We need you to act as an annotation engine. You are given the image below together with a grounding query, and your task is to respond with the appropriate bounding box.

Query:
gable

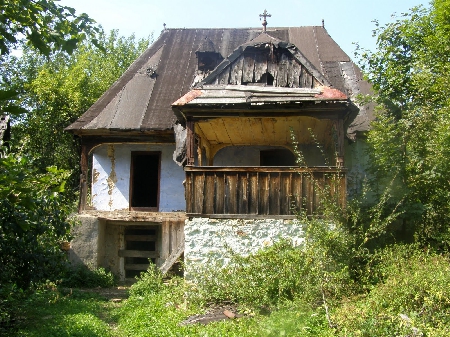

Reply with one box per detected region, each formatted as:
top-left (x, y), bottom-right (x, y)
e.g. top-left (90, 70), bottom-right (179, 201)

top-left (198, 33), bottom-right (331, 89)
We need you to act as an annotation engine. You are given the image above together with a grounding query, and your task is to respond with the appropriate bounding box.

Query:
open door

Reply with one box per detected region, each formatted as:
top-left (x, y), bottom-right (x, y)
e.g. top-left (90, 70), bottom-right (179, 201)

top-left (130, 152), bottom-right (160, 211)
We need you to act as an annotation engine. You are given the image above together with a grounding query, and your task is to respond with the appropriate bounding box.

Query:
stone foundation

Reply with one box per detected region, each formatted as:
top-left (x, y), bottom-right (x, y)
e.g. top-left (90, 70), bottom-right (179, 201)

top-left (184, 218), bottom-right (304, 272)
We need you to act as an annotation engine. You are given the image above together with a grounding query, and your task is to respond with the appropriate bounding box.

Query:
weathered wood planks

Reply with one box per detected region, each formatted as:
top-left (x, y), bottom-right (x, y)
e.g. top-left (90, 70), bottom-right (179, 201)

top-left (185, 167), bottom-right (346, 217)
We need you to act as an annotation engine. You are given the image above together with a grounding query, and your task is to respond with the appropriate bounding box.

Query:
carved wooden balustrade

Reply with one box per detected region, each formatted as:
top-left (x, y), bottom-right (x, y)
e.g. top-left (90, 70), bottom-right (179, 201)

top-left (185, 166), bottom-right (346, 218)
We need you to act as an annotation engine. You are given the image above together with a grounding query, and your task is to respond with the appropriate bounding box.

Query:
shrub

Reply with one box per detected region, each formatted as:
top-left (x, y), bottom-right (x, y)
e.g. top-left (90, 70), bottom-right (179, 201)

top-left (333, 245), bottom-right (450, 336)
top-left (61, 264), bottom-right (115, 288)
top-left (128, 263), bottom-right (165, 298)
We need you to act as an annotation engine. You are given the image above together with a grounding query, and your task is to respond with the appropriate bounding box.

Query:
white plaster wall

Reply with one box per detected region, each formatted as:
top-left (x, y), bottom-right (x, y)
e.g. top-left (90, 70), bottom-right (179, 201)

top-left (91, 143), bottom-right (186, 212)
top-left (184, 218), bottom-right (304, 272)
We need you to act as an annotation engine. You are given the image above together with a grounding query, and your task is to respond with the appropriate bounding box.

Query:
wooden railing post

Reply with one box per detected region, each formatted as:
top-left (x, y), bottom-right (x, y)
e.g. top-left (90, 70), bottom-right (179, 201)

top-left (184, 167), bottom-right (346, 217)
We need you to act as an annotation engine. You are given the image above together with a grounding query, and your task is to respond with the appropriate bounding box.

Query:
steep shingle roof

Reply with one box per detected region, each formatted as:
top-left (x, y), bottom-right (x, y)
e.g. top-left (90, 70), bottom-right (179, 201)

top-left (66, 27), bottom-right (372, 137)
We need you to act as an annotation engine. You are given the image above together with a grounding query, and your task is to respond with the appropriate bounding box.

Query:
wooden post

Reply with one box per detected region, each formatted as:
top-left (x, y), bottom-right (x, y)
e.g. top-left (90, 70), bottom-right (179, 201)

top-left (159, 221), bottom-right (170, 267)
top-left (79, 142), bottom-right (89, 212)
top-left (333, 119), bottom-right (345, 167)
top-left (186, 120), bottom-right (195, 166)
top-left (197, 138), bottom-right (203, 166)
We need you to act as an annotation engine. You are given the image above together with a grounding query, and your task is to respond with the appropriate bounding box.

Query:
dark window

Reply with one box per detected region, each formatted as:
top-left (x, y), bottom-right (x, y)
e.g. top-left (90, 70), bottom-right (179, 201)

top-left (130, 152), bottom-right (160, 210)
top-left (260, 149), bottom-right (296, 166)
top-left (258, 72), bottom-right (274, 86)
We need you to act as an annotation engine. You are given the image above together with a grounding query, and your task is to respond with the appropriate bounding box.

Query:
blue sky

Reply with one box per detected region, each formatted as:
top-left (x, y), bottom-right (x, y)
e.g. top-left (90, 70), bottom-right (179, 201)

top-left (59, 0), bottom-right (430, 59)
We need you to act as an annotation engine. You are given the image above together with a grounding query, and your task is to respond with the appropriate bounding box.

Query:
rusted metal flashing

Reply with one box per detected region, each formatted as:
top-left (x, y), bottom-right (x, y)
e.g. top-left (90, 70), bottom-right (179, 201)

top-left (314, 86), bottom-right (348, 100)
top-left (172, 89), bottom-right (203, 106)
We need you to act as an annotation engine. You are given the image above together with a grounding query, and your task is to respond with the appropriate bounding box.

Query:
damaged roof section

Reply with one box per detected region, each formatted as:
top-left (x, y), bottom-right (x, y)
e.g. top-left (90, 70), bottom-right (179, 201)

top-left (173, 85), bottom-right (357, 121)
top-left (66, 27), bottom-right (373, 137)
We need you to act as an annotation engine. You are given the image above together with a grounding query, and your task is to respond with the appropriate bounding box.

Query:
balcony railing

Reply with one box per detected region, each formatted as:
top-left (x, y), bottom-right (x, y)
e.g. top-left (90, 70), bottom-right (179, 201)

top-left (185, 166), bottom-right (346, 218)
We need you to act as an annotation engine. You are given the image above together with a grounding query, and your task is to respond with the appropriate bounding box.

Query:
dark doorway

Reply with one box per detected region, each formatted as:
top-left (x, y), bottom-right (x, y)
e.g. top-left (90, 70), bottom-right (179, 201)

top-left (123, 226), bottom-right (158, 279)
top-left (260, 149), bottom-right (296, 166)
top-left (130, 152), bottom-right (160, 210)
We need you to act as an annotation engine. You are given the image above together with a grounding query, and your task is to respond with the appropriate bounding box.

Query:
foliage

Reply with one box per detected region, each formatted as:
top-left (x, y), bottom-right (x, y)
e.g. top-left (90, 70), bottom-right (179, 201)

top-left (2, 30), bottom-right (150, 196)
top-left (61, 265), bottom-right (115, 288)
top-left (358, 0), bottom-right (450, 248)
top-left (118, 266), bottom-right (333, 337)
top-left (128, 263), bottom-right (164, 298)
top-left (333, 245), bottom-right (450, 336)
top-left (0, 153), bottom-right (72, 290)
top-left (0, 0), bottom-right (102, 117)
top-left (0, 0), bottom-right (101, 56)
top-left (0, 152), bottom-right (72, 330)
top-left (189, 241), bottom-right (309, 309)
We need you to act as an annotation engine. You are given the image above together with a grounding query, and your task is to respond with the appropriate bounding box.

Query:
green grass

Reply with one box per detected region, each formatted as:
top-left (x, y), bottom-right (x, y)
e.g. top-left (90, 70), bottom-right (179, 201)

top-left (11, 283), bottom-right (333, 337)
top-left (15, 288), bottom-right (116, 337)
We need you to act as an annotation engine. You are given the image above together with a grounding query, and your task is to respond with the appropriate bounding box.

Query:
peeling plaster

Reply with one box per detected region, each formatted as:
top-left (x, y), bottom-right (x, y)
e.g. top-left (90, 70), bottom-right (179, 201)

top-left (106, 145), bottom-right (118, 208)
top-left (93, 169), bottom-right (100, 184)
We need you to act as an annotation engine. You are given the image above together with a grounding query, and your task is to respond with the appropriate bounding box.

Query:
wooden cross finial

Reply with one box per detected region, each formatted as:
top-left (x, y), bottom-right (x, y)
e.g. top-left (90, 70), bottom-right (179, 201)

top-left (259, 9), bottom-right (271, 32)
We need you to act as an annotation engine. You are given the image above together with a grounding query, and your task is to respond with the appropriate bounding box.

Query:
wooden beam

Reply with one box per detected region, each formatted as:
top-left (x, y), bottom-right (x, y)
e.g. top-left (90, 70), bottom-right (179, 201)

top-left (124, 235), bottom-right (157, 242)
top-left (118, 250), bottom-right (158, 258)
top-left (124, 264), bottom-right (150, 270)
top-left (159, 237), bottom-right (184, 275)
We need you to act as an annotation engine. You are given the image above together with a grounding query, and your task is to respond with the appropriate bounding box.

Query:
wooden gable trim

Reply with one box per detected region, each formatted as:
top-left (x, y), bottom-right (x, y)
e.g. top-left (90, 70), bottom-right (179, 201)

top-left (197, 37), bottom-right (331, 88)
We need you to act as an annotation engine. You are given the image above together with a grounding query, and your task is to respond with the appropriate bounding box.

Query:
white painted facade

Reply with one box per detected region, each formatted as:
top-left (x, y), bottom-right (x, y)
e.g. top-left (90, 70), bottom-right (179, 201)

top-left (91, 143), bottom-right (186, 212)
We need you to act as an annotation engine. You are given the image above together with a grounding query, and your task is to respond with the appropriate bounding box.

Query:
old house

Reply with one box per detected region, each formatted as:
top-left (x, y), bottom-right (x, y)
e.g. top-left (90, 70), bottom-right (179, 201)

top-left (66, 16), bottom-right (372, 280)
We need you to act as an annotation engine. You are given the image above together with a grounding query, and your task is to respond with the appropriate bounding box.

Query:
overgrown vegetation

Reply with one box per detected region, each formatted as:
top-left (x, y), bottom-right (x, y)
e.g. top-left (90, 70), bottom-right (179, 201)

top-left (0, 5), bottom-right (149, 331)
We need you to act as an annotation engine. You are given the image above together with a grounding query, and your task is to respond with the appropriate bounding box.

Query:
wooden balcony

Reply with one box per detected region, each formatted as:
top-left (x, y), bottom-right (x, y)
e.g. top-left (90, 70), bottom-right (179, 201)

top-left (185, 166), bottom-right (346, 218)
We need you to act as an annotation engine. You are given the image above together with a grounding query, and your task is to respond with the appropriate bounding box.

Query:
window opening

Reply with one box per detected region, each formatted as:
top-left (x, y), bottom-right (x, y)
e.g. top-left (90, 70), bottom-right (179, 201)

top-left (260, 149), bottom-right (296, 166)
top-left (258, 72), bottom-right (274, 86)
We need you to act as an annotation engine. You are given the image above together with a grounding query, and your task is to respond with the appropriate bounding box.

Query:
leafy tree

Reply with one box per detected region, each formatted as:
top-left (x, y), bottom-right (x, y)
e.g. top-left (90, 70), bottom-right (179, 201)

top-left (359, 0), bottom-right (450, 247)
top-left (3, 30), bottom-right (150, 196)
top-left (0, 0), bottom-right (102, 117)
top-left (0, 154), bottom-right (71, 290)
top-left (0, 0), bottom-right (101, 56)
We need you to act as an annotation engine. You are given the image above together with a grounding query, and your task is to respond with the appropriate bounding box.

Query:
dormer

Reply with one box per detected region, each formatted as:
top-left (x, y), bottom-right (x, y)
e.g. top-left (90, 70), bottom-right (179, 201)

top-left (195, 37), bottom-right (223, 72)
top-left (195, 33), bottom-right (330, 89)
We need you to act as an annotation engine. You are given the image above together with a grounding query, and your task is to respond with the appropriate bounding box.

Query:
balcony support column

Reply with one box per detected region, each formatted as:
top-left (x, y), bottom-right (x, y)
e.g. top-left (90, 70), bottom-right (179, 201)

top-left (186, 119), bottom-right (195, 166)
top-left (333, 119), bottom-right (345, 167)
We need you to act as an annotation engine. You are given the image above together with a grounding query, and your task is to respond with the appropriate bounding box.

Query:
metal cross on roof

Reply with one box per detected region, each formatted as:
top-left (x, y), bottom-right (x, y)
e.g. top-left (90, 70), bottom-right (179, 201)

top-left (259, 9), bottom-right (271, 32)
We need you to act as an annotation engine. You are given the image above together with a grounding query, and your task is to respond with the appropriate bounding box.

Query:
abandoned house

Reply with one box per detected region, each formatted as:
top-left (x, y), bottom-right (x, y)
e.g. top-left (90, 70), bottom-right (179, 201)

top-left (65, 16), bottom-right (373, 280)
